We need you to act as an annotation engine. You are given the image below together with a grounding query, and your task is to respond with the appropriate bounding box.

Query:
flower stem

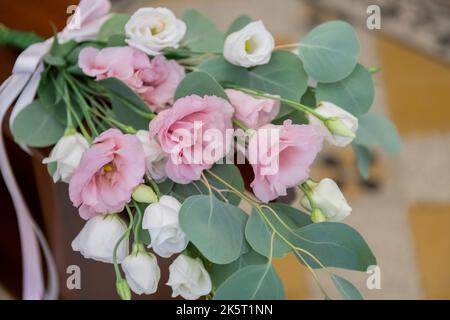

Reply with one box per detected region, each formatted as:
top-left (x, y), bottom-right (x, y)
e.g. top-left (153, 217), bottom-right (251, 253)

top-left (112, 210), bottom-right (133, 281)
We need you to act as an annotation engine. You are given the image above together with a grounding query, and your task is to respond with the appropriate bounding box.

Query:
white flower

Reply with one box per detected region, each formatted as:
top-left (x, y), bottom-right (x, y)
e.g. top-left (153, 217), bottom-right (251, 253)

top-left (42, 133), bottom-right (89, 183)
top-left (71, 214), bottom-right (129, 263)
top-left (167, 255), bottom-right (212, 300)
top-left (301, 178), bottom-right (352, 222)
top-left (142, 195), bottom-right (188, 258)
top-left (223, 20), bottom-right (274, 68)
top-left (122, 247), bottom-right (161, 295)
top-left (125, 7), bottom-right (186, 55)
top-left (308, 102), bottom-right (358, 147)
top-left (136, 130), bottom-right (167, 182)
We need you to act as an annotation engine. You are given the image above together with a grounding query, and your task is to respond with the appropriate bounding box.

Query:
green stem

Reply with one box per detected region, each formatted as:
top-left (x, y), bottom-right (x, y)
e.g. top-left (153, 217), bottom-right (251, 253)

top-left (113, 210), bottom-right (133, 280)
top-left (132, 200), bottom-right (143, 245)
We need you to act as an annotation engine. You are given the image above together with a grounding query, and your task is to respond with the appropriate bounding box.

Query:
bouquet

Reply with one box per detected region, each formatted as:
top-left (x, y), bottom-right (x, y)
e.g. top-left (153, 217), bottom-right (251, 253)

top-left (0, 0), bottom-right (401, 300)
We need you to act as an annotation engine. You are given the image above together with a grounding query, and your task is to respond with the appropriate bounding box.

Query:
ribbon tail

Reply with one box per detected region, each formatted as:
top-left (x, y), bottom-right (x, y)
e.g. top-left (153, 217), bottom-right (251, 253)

top-left (0, 75), bottom-right (59, 299)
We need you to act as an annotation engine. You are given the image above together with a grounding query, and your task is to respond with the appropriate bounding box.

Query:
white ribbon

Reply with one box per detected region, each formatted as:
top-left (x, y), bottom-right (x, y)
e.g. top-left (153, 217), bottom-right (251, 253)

top-left (0, 0), bottom-right (111, 299)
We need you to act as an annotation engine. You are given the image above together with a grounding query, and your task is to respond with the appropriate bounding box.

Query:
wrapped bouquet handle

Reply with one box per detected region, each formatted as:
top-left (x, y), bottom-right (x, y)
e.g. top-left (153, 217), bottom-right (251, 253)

top-left (0, 0), bottom-right (111, 300)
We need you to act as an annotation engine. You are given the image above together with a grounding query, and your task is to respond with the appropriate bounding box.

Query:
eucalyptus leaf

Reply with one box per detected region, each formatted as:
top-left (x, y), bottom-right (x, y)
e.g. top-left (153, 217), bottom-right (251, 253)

top-left (182, 9), bottom-right (224, 53)
top-left (97, 14), bottom-right (129, 41)
top-left (214, 264), bottom-right (285, 300)
top-left (12, 100), bottom-right (65, 147)
top-left (294, 222), bottom-right (377, 271)
top-left (331, 274), bottom-right (363, 300)
top-left (179, 194), bottom-right (246, 264)
top-left (210, 249), bottom-right (267, 287)
top-left (299, 21), bottom-right (360, 83)
top-left (47, 162), bottom-right (57, 177)
top-left (353, 144), bottom-right (372, 179)
top-left (354, 113), bottom-right (402, 154)
top-left (198, 57), bottom-right (249, 85)
top-left (316, 64), bottom-right (374, 116)
top-left (174, 71), bottom-right (228, 100)
top-left (226, 15), bottom-right (252, 35)
top-left (245, 203), bottom-right (311, 258)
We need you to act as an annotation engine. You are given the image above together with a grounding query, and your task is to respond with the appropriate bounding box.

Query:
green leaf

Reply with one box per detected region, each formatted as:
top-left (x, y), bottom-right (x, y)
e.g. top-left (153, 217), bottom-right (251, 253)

top-left (299, 21), bottom-right (360, 83)
top-left (98, 77), bottom-right (151, 130)
top-left (210, 249), bottom-right (267, 287)
top-left (182, 9), bottom-right (224, 53)
top-left (43, 55), bottom-right (66, 67)
top-left (0, 25), bottom-right (43, 50)
top-left (331, 274), bottom-right (363, 300)
top-left (133, 204), bottom-right (151, 246)
top-left (12, 100), bottom-right (65, 147)
top-left (294, 222), bottom-right (376, 271)
top-left (179, 194), bottom-right (246, 264)
top-left (97, 14), bottom-right (129, 41)
top-left (316, 64), bottom-right (374, 116)
top-left (245, 203), bottom-right (311, 258)
top-left (353, 144), bottom-right (372, 179)
top-left (198, 57), bottom-right (249, 85)
top-left (214, 264), bottom-right (285, 300)
top-left (354, 113), bottom-right (402, 154)
top-left (157, 179), bottom-right (174, 195)
top-left (198, 51), bottom-right (308, 104)
top-left (106, 34), bottom-right (126, 47)
top-left (47, 162), bottom-right (57, 177)
top-left (66, 41), bottom-right (103, 66)
top-left (174, 71), bottom-right (228, 100)
top-left (226, 15), bottom-right (252, 35)
top-left (248, 51), bottom-right (308, 102)
top-left (171, 164), bottom-right (244, 206)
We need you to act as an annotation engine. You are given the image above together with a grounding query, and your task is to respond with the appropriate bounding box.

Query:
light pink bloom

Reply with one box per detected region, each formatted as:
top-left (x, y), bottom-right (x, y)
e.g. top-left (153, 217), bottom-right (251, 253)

top-left (149, 95), bottom-right (234, 184)
top-left (248, 120), bottom-right (324, 203)
top-left (225, 89), bottom-right (280, 129)
top-left (69, 129), bottom-right (145, 220)
top-left (78, 47), bottom-right (184, 112)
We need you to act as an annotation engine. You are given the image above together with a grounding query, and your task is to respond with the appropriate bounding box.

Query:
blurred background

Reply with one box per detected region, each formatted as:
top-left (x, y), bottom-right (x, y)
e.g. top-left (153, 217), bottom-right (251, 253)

top-left (0, 0), bottom-right (449, 299)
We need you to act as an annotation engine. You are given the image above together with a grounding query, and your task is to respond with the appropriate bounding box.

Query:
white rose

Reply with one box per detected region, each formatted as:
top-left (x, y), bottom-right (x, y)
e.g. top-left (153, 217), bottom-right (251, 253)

top-left (42, 133), bottom-right (89, 183)
top-left (167, 255), bottom-right (212, 300)
top-left (122, 246), bottom-right (161, 295)
top-left (142, 196), bottom-right (188, 257)
top-left (223, 20), bottom-right (274, 68)
top-left (308, 102), bottom-right (358, 147)
top-left (71, 214), bottom-right (129, 263)
top-left (301, 178), bottom-right (352, 222)
top-left (135, 130), bottom-right (167, 182)
top-left (125, 7), bottom-right (186, 55)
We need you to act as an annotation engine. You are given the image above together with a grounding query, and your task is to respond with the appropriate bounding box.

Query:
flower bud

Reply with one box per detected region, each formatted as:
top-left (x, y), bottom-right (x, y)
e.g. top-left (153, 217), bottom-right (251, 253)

top-left (116, 278), bottom-right (131, 300)
top-left (308, 102), bottom-right (358, 147)
top-left (311, 208), bottom-right (326, 223)
top-left (132, 184), bottom-right (158, 204)
top-left (301, 178), bottom-right (352, 222)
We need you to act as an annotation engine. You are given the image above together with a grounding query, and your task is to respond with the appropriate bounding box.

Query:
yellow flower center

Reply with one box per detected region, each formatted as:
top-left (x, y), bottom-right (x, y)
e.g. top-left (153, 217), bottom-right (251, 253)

top-left (103, 164), bottom-right (114, 172)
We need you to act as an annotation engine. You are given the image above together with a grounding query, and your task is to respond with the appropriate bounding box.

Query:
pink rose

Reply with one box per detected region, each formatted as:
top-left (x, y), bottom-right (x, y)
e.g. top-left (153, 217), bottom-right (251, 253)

top-left (225, 89), bottom-right (280, 129)
top-left (149, 95), bottom-right (234, 184)
top-left (78, 47), bottom-right (184, 112)
top-left (248, 121), bottom-right (324, 203)
top-left (69, 128), bottom-right (145, 220)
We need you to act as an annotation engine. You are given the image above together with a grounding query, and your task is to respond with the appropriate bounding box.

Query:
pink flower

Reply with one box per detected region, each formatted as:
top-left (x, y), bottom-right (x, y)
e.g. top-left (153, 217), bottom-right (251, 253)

top-left (226, 89), bottom-right (280, 129)
top-left (248, 120), bottom-right (324, 203)
top-left (69, 129), bottom-right (145, 220)
top-left (78, 47), bottom-right (184, 112)
top-left (149, 95), bottom-right (234, 184)
top-left (140, 55), bottom-right (185, 112)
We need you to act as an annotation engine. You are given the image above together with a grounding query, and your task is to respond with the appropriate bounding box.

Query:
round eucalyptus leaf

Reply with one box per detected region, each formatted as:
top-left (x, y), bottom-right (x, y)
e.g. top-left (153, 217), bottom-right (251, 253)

top-left (316, 64), bottom-right (374, 116)
top-left (299, 21), bottom-right (360, 83)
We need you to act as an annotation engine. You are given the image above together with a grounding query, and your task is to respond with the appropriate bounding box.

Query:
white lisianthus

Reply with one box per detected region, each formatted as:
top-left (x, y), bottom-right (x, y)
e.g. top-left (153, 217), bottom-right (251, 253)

top-left (142, 195), bottom-right (188, 258)
top-left (223, 20), bottom-right (275, 68)
top-left (125, 7), bottom-right (186, 55)
top-left (308, 102), bottom-right (358, 147)
top-left (71, 214), bottom-right (129, 263)
top-left (167, 255), bottom-right (212, 300)
top-left (301, 178), bottom-right (352, 222)
top-left (135, 130), bottom-right (167, 182)
top-left (42, 132), bottom-right (89, 183)
top-left (122, 245), bottom-right (161, 295)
